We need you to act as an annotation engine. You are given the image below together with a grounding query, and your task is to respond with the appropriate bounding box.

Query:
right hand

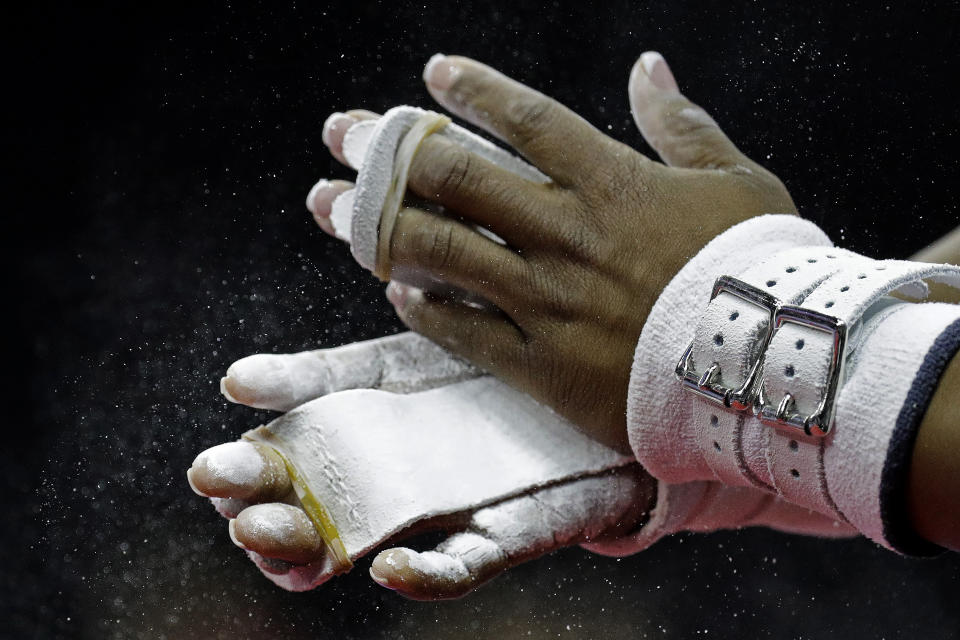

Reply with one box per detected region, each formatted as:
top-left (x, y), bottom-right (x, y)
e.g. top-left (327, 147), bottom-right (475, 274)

top-left (309, 52), bottom-right (797, 452)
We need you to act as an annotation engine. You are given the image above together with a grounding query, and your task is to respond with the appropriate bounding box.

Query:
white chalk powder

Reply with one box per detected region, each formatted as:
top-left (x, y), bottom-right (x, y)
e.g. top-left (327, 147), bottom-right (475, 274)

top-left (195, 441), bottom-right (264, 487)
top-left (222, 332), bottom-right (480, 412)
top-left (244, 376), bottom-right (633, 563)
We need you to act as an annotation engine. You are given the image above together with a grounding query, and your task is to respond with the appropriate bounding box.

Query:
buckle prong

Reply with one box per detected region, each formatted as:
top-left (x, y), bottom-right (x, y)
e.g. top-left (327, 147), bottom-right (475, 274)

top-left (698, 362), bottom-right (721, 389)
top-left (675, 276), bottom-right (781, 412)
top-left (757, 306), bottom-right (847, 437)
top-left (775, 392), bottom-right (795, 421)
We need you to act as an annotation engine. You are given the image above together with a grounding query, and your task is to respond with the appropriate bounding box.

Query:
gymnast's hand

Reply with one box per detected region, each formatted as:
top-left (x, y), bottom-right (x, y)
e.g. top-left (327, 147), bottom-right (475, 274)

top-left (309, 52), bottom-right (797, 452)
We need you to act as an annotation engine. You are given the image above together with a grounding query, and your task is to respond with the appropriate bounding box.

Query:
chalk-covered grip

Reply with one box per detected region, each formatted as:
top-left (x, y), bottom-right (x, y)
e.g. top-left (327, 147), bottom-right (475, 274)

top-left (235, 374), bottom-right (635, 591)
top-left (329, 106), bottom-right (549, 275)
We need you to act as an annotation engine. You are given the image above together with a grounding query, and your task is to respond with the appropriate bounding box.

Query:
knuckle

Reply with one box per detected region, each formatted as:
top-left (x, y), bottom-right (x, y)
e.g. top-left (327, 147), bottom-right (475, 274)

top-left (435, 145), bottom-right (474, 200)
top-left (415, 142), bottom-right (475, 200)
top-left (418, 223), bottom-right (461, 273)
top-left (504, 93), bottom-right (555, 143)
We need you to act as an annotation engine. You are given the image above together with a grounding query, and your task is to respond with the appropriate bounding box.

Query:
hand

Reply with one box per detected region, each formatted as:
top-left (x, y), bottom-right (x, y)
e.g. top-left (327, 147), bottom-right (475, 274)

top-left (192, 335), bottom-right (655, 599)
top-left (308, 52), bottom-right (797, 452)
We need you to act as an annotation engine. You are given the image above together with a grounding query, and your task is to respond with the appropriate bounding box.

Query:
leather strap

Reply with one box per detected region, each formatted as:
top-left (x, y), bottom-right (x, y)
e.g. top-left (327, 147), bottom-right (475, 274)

top-left (690, 246), bottom-right (871, 489)
top-left (688, 252), bottom-right (960, 518)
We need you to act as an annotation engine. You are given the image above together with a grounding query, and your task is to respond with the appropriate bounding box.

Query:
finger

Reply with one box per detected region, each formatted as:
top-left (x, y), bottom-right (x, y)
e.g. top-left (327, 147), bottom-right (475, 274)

top-left (387, 207), bottom-right (532, 309)
top-left (209, 497), bottom-right (251, 519)
top-left (305, 178), bottom-right (354, 236)
top-left (220, 333), bottom-right (480, 412)
top-left (369, 534), bottom-right (507, 600)
top-left (386, 281), bottom-right (526, 376)
top-left (628, 51), bottom-right (756, 172)
top-left (344, 108), bottom-right (380, 121)
top-left (422, 54), bottom-right (614, 186)
top-left (406, 133), bottom-right (567, 247)
top-left (230, 503), bottom-right (326, 565)
top-left (187, 441), bottom-right (292, 502)
top-left (321, 110), bottom-right (379, 166)
top-left (369, 469), bottom-right (652, 600)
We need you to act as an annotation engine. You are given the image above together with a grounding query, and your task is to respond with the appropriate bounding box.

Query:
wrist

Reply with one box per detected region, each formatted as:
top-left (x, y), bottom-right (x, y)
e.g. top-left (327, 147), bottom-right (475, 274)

top-left (624, 214), bottom-right (960, 553)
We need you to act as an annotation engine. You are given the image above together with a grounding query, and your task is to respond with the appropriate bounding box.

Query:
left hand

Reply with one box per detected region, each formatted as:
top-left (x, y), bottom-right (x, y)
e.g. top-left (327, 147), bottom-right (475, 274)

top-left (192, 336), bottom-right (655, 599)
top-left (309, 52), bottom-right (797, 451)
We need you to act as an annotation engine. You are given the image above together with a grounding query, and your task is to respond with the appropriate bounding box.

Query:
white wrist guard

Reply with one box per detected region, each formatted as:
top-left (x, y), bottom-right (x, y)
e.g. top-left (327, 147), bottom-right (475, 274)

top-left (627, 214), bottom-right (960, 554)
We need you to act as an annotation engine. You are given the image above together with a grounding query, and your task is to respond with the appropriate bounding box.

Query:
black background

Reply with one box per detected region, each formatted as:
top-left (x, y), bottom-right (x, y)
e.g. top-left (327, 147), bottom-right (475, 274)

top-left (7, 1), bottom-right (960, 638)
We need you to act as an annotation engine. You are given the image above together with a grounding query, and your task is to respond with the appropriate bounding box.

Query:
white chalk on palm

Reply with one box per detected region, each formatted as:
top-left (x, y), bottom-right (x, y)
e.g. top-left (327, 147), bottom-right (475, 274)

top-left (243, 376), bottom-right (634, 580)
top-left (221, 332), bottom-right (481, 412)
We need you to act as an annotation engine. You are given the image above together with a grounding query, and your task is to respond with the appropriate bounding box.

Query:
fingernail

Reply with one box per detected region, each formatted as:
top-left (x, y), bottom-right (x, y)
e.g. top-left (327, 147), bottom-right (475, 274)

top-left (305, 179), bottom-right (338, 234)
top-left (638, 51), bottom-right (678, 92)
top-left (423, 53), bottom-right (460, 91)
top-left (228, 518), bottom-right (249, 550)
top-left (321, 112), bottom-right (354, 148)
top-left (186, 466), bottom-right (204, 496)
top-left (368, 564), bottom-right (388, 585)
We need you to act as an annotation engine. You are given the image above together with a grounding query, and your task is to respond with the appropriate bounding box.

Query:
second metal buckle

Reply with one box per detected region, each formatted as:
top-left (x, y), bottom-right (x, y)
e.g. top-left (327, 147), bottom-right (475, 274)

top-left (675, 276), bottom-right (780, 412)
top-left (757, 306), bottom-right (847, 437)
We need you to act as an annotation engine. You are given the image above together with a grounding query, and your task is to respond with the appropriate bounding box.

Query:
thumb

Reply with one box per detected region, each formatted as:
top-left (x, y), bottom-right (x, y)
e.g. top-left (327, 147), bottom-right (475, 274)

top-left (628, 51), bottom-right (755, 172)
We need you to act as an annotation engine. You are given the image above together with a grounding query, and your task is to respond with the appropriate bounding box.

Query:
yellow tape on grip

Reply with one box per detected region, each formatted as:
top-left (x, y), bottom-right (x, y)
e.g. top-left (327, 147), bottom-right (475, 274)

top-left (373, 112), bottom-right (453, 281)
top-left (242, 429), bottom-right (353, 572)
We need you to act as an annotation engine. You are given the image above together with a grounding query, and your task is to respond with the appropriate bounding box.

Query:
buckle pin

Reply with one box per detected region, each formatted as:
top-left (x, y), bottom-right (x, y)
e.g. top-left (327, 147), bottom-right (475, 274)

top-left (757, 305), bottom-right (847, 438)
top-left (675, 276), bottom-right (780, 412)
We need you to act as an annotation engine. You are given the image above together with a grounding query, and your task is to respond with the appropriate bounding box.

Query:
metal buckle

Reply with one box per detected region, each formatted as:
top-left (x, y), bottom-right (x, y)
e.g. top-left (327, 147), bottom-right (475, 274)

top-left (757, 306), bottom-right (847, 437)
top-left (675, 276), bottom-right (780, 411)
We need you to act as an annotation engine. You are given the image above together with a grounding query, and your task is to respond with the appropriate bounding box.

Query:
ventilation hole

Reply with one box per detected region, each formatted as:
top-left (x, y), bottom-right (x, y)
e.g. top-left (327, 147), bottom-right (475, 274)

top-left (876, 265), bottom-right (886, 271)
top-left (714, 334), bottom-right (724, 346)
top-left (784, 365), bottom-right (795, 378)
top-left (789, 440), bottom-right (799, 451)
top-left (795, 339), bottom-right (805, 350)
top-left (826, 254), bottom-right (836, 259)
top-left (785, 266), bottom-right (797, 273)
top-left (790, 469), bottom-right (800, 478)
top-left (729, 311), bottom-right (739, 321)
top-left (840, 285), bottom-right (849, 292)
top-left (857, 274), bottom-right (867, 279)
top-left (766, 280), bottom-right (777, 287)
top-left (713, 441), bottom-right (722, 452)
top-left (825, 301), bottom-right (835, 308)
top-left (807, 258), bottom-right (817, 263)
top-left (710, 415), bottom-right (719, 427)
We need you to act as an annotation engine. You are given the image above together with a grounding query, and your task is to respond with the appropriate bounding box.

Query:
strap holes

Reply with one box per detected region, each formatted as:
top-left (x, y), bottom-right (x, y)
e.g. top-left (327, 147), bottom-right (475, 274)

top-left (825, 301), bottom-right (835, 308)
top-left (826, 254), bottom-right (836, 259)
top-left (790, 469), bottom-right (800, 478)
top-left (714, 333), bottom-right (724, 346)
top-left (857, 273), bottom-right (867, 279)
top-left (713, 441), bottom-right (722, 452)
top-left (876, 265), bottom-right (886, 271)
top-left (766, 280), bottom-right (777, 287)
top-left (789, 440), bottom-right (799, 451)
top-left (729, 311), bottom-right (739, 321)
top-left (807, 258), bottom-right (817, 263)
top-left (785, 266), bottom-right (797, 273)
top-left (784, 365), bottom-right (795, 377)
top-left (840, 285), bottom-right (849, 292)
top-left (795, 339), bottom-right (804, 350)
top-left (710, 414), bottom-right (719, 427)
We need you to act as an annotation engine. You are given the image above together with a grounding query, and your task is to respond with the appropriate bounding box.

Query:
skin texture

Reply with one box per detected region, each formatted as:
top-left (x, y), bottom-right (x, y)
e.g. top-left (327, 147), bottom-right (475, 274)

top-left (189, 53), bottom-right (958, 599)
top-left (318, 53), bottom-right (797, 453)
top-left (312, 54), bottom-right (957, 549)
top-left (908, 232), bottom-right (960, 551)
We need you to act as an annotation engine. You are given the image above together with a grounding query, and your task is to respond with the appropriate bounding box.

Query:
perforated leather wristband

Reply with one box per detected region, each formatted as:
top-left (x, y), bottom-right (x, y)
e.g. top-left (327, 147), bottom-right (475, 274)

top-left (628, 214), bottom-right (960, 553)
